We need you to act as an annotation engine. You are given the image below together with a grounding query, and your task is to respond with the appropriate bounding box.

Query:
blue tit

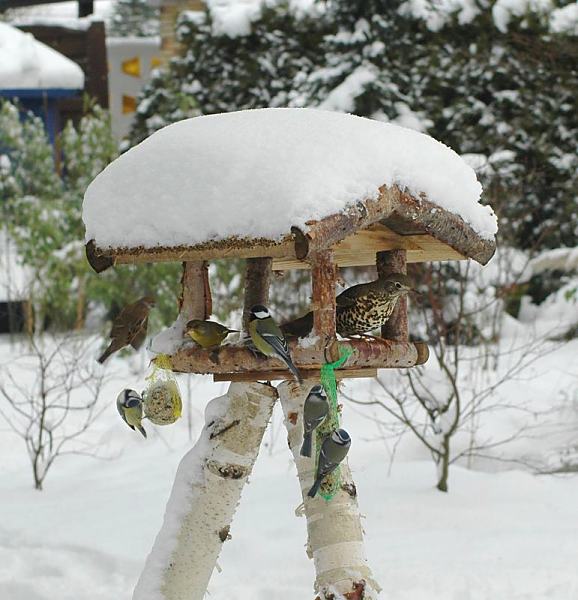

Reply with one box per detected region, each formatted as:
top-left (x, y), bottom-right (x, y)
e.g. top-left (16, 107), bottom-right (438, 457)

top-left (116, 389), bottom-right (147, 438)
top-left (300, 384), bottom-right (329, 457)
top-left (248, 304), bottom-right (302, 382)
top-left (307, 428), bottom-right (351, 498)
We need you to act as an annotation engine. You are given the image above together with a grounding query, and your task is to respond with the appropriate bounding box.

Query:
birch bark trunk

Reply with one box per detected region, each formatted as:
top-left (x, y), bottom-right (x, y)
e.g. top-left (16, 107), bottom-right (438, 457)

top-left (277, 380), bottom-right (381, 600)
top-left (133, 381), bottom-right (277, 600)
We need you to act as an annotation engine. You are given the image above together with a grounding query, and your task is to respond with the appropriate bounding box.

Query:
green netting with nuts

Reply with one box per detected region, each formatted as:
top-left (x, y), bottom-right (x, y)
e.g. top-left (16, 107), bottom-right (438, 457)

top-left (315, 347), bottom-right (353, 501)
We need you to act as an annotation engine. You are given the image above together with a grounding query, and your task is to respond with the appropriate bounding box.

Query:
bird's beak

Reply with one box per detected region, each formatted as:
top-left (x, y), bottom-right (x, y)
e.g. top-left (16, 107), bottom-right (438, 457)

top-left (410, 288), bottom-right (423, 297)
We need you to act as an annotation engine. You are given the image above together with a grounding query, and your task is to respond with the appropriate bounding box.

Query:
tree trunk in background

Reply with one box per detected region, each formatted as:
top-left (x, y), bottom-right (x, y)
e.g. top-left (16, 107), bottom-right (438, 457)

top-left (133, 381), bottom-right (277, 600)
top-left (436, 436), bottom-right (450, 493)
top-left (277, 381), bottom-right (381, 599)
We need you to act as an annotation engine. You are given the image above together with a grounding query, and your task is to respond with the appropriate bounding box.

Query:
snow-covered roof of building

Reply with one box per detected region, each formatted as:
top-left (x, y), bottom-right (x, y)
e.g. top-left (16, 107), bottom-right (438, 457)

top-left (0, 22), bottom-right (85, 90)
top-left (83, 108), bottom-right (498, 269)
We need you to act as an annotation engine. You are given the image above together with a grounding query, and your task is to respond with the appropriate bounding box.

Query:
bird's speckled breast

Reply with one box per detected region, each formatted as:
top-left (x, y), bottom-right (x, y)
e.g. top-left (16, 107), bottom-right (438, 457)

top-left (336, 292), bottom-right (398, 336)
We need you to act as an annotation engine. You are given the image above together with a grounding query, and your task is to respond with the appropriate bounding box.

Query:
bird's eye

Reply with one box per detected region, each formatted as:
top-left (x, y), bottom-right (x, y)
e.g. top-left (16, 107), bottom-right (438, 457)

top-left (395, 282), bottom-right (402, 289)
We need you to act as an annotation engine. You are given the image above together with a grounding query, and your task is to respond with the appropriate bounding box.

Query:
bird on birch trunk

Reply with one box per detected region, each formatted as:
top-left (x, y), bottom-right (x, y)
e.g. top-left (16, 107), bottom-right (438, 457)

top-left (98, 296), bottom-right (155, 363)
top-left (301, 385), bottom-right (329, 457)
top-left (308, 429), bottom-right (351, 498)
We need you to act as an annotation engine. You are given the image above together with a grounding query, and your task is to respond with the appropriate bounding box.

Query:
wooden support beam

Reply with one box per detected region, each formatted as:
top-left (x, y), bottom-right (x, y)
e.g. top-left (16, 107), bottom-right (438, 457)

top-left (278, 381), bottom-right (381, 598)
top-left (242, 257), bottom-right (272, 331)
top-left (309, 250), bottom-right (338, 360)
top-left (376, 249), bottom-right (408, 342)
top-left (213, 368), bottom-right (378, 383)
top-left (133, 381), bottom-right (277, 600)
top-left (179, 261), bottom-right (211, 321)
top-left (167, 338), bottom-right (428, 375)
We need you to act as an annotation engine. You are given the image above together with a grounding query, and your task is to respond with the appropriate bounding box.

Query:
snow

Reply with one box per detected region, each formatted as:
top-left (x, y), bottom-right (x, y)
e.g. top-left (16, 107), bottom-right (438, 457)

top-left (0, 333), bottom-right (577, 599)
top-left (519, 277), bottom-right (578, 337)
top-left (83, 108), bottom-right (497, 250)
top-left (0, 22), bottom-right (84, 90)
top-left (399, 0), bottom-right (481, 30)
top-left (6, 0), bottom-right (114, 30)
top-left (318, 65), bottom-right (378, 113)
top-left (529, 247), bottom-right (578, 276)
top-left (492, 0), bottom-right (552, 33)
top-left (200, 0), bottom-right (322, 38)
top-left (550, 3), bottom-right (578, 34)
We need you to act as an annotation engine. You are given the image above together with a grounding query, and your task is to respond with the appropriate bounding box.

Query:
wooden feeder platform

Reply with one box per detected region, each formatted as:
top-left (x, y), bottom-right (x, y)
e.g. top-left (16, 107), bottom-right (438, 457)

top-left (86, 185), bottom-right (495, 381)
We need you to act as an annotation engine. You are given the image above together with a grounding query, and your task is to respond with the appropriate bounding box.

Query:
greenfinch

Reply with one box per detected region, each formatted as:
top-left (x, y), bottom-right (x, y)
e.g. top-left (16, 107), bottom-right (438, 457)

top-left (184, 319), bottom-right (238, 349)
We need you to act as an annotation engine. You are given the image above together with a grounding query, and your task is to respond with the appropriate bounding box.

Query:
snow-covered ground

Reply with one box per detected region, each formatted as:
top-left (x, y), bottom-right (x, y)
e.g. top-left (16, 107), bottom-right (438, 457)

top-left (0, 334), bottom-right (577, 600)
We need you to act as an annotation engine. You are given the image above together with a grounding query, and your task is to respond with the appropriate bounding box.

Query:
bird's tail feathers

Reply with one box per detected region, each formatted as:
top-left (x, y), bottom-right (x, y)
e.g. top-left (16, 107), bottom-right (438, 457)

top-left (285, 357), bottom-right (302, 383)
top-left (307, 477), bottom-right (322, 498)
top-left (137, 425), bottom-right (147, 439)
top-left (97, 344), bottom-right (114, 364)
top-left (300, 432), bottom-right (313, 457)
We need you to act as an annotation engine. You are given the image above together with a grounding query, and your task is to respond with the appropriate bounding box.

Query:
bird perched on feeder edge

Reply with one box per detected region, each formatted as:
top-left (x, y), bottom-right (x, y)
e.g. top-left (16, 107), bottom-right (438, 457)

top-left (116, 389), bottom-right (147, 438)
top-left (281, 273), bottom-right (414, 338)
top-left (308, 428), bottom-right (351, 498)
top-left (248, 304), bottom-right (302, 382)
top-left (185, 319), bottom-right (239, 349)
top-left (98, 296), bottom-right (156, 363)
top-left (300, 384), bottom-right (329, 457)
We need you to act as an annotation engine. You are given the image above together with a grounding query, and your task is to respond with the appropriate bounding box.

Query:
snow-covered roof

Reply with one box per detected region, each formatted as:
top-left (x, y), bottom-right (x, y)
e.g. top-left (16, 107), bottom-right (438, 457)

top-left (83, 108), bottom-right (497, 261)
top-left (6, 0), bottom-right (114, 30)
top-left (0, 22), bottom-right (84, 90)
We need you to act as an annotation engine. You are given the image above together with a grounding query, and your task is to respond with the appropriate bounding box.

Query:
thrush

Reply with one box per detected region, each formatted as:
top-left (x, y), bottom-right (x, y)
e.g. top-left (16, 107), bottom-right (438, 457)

top-left (98, 296), bottom-right (156, 363)
top-left (184, 319), bottom-right (239, 349)
top-left (281, 273), bottom-right (413, 338)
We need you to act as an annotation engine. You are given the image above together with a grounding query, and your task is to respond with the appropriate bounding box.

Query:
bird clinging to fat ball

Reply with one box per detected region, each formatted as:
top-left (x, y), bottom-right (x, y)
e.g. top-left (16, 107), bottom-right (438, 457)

top-left (300, 385), bottom-right (329, 457)
top-left (98, 296), bottom-right (156, 363)
top-left (116, 389), bottom-right (147, 438)
top-left (281, 273), bottom-right (414, 338)
top-left (184, 319), bottom-right (239, 349)
top-left (308, 428), bottom-right (351, 498)
top-left (248, 304), bottom-right (302, 382)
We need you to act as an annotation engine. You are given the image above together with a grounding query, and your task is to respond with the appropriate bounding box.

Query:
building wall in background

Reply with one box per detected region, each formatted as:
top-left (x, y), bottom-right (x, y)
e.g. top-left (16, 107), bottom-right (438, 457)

top-left (106, 36), bottom-right (161, 140)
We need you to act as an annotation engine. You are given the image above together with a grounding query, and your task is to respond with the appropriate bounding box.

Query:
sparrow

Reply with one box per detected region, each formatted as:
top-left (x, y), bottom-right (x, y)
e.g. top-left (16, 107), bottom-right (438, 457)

top-left (98, 296), bottom-right (155, 363)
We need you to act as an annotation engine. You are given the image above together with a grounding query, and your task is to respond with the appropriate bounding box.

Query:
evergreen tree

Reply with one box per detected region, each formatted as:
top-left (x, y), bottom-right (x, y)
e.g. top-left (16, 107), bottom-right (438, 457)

top-left (133, 0), bottom-right (577, 251)
top-left (130, 1), bottom-right (331, 143)
top-left (0, 100), bottom-right (180, 332)
top-left (298, 1), bottom-right (577, 250)
top-left (109, 0), bottom-right (159, 37)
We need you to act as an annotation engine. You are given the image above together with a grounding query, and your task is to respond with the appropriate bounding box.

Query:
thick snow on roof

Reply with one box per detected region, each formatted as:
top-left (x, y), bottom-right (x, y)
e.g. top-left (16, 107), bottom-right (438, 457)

top-left (83, 108), bottom-right (497, 250)
top-left (0, 22), bottom-right (84, 90)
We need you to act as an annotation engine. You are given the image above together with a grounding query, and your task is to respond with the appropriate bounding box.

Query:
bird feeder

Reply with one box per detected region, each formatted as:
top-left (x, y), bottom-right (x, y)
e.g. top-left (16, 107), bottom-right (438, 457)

top-left (83, 109), bottom-right (497, 600)
top-left (84, 110), bottom-right (496, 381)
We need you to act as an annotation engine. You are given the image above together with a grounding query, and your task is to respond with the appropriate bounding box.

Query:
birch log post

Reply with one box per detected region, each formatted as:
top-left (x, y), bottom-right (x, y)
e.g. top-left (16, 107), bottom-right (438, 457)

top-left (242, 257), bottom-right (272, 330)
top-left (179, 261), bottom-right (212, 322)
top-left (278, 381), bottom-right (381, 599)
top-left (133, 381), bottom-right (278, 600)
top-left (376, 250), bottom-right (408, 342)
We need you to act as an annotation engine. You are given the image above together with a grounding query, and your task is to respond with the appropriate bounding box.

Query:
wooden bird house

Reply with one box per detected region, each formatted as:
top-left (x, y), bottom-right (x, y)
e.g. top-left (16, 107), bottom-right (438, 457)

top-left (83, 109), bottom-right (497, 382)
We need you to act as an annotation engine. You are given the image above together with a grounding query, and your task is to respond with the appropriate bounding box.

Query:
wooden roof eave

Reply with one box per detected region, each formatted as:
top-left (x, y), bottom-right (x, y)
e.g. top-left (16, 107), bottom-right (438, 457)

top-left (85, 185), bottom-right (495, 273)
